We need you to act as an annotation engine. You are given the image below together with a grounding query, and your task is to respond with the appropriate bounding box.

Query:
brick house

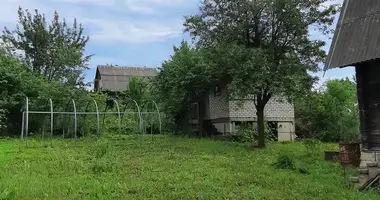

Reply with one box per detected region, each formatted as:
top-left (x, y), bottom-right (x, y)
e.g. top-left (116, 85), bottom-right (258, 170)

top-left (190, 87), bottom-right (296, 142)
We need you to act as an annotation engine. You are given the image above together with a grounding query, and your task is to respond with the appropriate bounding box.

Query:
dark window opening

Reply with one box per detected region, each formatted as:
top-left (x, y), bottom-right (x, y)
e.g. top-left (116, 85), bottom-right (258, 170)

top-left (214, 86), bottom-right (221, 96)
top-left (190, 103), bottom-right (199, 120)
top-left (234, 121), bottom-right (254, 126)
top-left (267, 121), bottom-right (278, 141)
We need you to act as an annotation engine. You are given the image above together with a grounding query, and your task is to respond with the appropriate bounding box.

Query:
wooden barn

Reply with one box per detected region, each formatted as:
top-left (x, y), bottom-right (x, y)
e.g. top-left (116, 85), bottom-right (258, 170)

top-left (325, 0), bottom-right (380, 189)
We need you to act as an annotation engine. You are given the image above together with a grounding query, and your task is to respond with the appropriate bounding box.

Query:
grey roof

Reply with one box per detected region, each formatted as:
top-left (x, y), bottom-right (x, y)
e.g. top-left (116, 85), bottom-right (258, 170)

top-left (95, 65), bottom-right (158, 91)
top-left (97, 65), bottom-right (158, 77)
top-left (324, 0), bottom-right (380, 71)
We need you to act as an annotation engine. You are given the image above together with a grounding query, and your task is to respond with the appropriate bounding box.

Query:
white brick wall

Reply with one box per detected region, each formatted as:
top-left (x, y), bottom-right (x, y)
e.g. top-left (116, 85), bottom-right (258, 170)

top-left (229, 97), bottom-right (294, 121)
top-left (207, 88), bottom-right (294, 122)
top-left (208, 89), bottom-right (230, 120)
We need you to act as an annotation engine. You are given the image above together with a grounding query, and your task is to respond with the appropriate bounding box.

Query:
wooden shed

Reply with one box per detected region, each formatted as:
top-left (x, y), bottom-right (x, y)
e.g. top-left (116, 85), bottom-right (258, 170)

top-left (325, 0), bottom-right (380, 152)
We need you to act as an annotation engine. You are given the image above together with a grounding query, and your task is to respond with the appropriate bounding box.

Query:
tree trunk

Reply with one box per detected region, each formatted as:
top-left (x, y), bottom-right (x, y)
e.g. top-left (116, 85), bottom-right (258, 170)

top-left (256, 105), bottom-right (265, 149)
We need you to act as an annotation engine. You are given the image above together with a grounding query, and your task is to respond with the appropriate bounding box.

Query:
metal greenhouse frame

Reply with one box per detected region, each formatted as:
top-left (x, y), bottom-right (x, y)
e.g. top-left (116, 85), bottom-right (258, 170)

top-left (21, 97), bottom-right (161, 147)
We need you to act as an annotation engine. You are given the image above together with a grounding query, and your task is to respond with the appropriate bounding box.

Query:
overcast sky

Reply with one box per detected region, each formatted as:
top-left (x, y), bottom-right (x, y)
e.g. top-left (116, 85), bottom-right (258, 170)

top-left (0, 0), bottom-right (353, 87)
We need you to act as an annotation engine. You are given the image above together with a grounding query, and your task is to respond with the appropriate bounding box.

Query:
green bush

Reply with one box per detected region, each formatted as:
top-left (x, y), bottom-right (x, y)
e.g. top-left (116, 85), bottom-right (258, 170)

top-left (295, 78), bottom-right (359, 142)
top-left (274, 154), bottom-right (295, 170)
top-left (0, 109), bottom-right (7, 135)
top-left (230, 122), bottom-right (275, 144)
top-left (231, 123), bottom-right (256, 143)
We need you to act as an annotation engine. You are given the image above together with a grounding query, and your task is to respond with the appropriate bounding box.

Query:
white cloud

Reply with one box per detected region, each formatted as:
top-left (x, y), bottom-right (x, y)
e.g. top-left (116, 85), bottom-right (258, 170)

top-left (55, 0), bottom-right (114, 4)
top-left (82, 18), bottom-right (182, 43)
top-left (0, 0), bottom-right (188, 44)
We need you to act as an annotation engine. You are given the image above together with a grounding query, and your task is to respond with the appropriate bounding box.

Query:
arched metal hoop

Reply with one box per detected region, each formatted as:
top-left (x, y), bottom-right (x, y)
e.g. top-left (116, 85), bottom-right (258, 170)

top-left (82, 99), bottom-right (100, 136)
top-left (120, 99), bottom-right (142, 134)
top-left (21, 97), bottom-right (29, 147)
top-left (21, 97), bottom-right (54, 147)
top-left (20, 96), bottom-right (159, 148)
top-left (63, 99), bottom-right (77, 140)
top-left (101, 99), bottom-right (122, 133)
top-left (48, 98), bottom-right (53, 147)
top-left (140, 100), bottom-right (162, 134)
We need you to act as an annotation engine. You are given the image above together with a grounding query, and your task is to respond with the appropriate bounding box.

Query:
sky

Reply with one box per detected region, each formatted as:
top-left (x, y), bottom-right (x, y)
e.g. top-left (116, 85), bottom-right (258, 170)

top-left (0, 0), bottom-right (353, 88)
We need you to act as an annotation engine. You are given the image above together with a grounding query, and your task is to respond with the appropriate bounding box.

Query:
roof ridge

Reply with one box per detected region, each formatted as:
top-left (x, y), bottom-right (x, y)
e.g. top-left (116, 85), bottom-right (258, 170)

top-left (97, 65), bottom-right (157, 70)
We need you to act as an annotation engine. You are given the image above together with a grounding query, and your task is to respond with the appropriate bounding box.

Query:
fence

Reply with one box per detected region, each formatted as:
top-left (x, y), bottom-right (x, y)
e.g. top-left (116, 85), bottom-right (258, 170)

top-left (21, 97), bottom-right (161, 147)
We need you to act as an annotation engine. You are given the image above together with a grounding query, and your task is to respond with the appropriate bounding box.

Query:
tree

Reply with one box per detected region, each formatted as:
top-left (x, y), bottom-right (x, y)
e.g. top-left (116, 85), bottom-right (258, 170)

top-left (2, 7), bottom-right (92, 87)
top-left (154, 41), bottom-right (211, 135)
top-left (126, 76), bottom-right (150, 105)
top-left (184, 0), bottom-right (338, 148)
top-left (295, 78), bottom-right (359, 142)
top-left (0, 45), bottom-right (88, 136)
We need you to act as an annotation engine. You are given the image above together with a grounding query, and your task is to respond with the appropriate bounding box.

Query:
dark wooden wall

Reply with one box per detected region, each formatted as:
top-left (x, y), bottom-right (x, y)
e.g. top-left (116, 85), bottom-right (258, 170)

top-left (356, 60), bottom-right (380, 152)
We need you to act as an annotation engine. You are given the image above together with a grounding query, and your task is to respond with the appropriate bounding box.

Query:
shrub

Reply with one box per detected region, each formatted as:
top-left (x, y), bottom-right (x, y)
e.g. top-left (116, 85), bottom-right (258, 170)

top-left (230, 122), bottom-right (274, 144)
top-left (231, 123), bottom-right (256, 143)
top-left (274, 154), bottom-right (295, 170)
top-left (0, 109), bottom-right (7, 135)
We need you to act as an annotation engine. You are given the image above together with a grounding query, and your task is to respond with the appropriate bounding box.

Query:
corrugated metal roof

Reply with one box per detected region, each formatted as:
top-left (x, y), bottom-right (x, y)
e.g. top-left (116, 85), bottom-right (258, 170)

top-left (97, 65), bottom-right (158, 77)
top-left (95, 65), bottom-right (157, 91)
top-left (324, 0), bottom-right (380, 71)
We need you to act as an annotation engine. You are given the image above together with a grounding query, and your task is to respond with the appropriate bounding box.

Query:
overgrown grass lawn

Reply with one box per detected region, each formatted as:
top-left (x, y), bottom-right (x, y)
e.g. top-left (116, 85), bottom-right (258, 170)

top-left (0, 135), bottom-right (378, 199)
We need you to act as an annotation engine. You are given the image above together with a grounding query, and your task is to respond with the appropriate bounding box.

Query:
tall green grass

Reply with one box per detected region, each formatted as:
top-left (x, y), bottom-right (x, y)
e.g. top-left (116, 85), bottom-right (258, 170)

top-left (0, 135), bottom-right (377, 199)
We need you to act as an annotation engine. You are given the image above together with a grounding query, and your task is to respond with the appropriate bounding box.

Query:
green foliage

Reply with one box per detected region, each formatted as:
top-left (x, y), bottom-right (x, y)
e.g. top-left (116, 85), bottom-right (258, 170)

top-left (154, 41), bottom-right (211, 128)
top-left (0, 47), bottom-right (95, 136)
top-left (2, 7), bottom-right (92, 86)
top-left (295, 78), bottom-right (359, 142)
top-left (125, 76), bottom-right (151, 105)
top-left (303, 139), bottom-right (321, 156)
top-left (274, 154), bottom-right (295, 170)
top-left (183, 0), bottom-right (339, 148)
top-left (230, 122), bottom-right (274, 144)
top-left (231, 123), bottom-right (257, 143)
top-left (0, 110), bottom-right (6, 134)
top-left (0, 136), bottom-right (377, 199)
top-left (0, 7), bottom-right (95, 135)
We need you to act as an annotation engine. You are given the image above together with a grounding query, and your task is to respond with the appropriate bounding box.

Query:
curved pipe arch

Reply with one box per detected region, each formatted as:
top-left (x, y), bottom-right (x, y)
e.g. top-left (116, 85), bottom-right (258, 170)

top-left (113, 99), bottom-right (121, 133)
top-left (22, 97), bottom-right (54, 147)
top-left (101, 99), bottom-right (122, 133)
top-left (23, 97), bottom-right (29, 147)
top-left (120, 99), bottom-right (142, 134)
top-left (150, 100), bottom-right (162, 134)
top-left (48, 98), bottom-right (53, 147)
top-left (82, 99), bottom-right (100, 136)
top-left (63, 99), bottom-right (77, 140)
top-left (140, 100), bottom-right (162, 134)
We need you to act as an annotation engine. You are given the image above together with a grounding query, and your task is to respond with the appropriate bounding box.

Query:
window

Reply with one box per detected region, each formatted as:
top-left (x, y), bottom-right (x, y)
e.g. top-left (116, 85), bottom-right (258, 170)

top-left (190, 103), bottom-right (199, 120)
top-left (214, 86), bottom-right (221, 96)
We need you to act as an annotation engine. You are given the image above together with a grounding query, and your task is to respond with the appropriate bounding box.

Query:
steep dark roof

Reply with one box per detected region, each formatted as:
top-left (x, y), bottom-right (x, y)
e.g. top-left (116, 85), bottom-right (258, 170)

top-left (95, 65), bottom-right (158, 91)
top-left (324, 0), bottom-right (380, 71)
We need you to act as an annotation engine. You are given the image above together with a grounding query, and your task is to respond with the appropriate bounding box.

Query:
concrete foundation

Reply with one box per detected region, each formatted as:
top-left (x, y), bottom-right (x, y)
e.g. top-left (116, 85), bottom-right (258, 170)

top-left (359, 152), bottom-right (380, 168)
top-left (352, 151), bottom-right (380, 190)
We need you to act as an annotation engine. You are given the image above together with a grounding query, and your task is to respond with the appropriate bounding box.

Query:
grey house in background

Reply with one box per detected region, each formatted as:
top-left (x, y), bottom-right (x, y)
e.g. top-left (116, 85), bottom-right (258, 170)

top-left (94, 65), bottom-right (158, 92)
